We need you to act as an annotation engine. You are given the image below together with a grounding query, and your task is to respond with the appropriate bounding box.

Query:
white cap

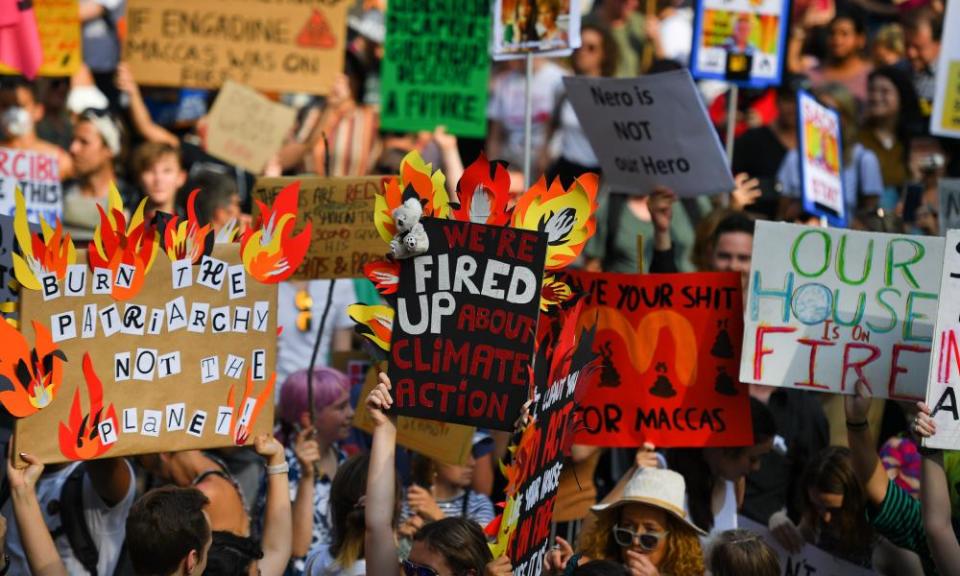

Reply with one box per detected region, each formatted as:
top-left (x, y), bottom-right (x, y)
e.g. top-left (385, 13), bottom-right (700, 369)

top-left (591, 468), bottom-right (707, 536)
top-left (66, 85), bottom-right (109, 115)
top-left (348, 10), bottom-right (385, 44)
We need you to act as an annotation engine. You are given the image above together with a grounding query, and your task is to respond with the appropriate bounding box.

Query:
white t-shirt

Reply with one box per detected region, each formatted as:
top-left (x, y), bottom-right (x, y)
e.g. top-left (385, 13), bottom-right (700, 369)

top-left (558, 98), bottom-right (598, 167)
top-left (685, 479), bottom-right (738, 545)
top-left (487, 62), bottom-right (566, 168)
top-left (3, 460), bottom-right (136, 576)
top-left (659, 8), bottom-right (693, 65)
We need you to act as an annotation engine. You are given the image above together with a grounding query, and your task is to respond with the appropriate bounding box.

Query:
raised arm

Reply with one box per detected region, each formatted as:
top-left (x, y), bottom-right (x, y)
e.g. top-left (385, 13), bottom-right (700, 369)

top-left (8, 452), bottom-right (67, 576)
top-left (115, 63), bottom-right (180, 147)
top-left (916, 403), bottom-right (960, 576)
top-left (254, 434), bottom-right (293, 576)
top-left (365, 372), bottom-right (400, 576)
top-left (290, 416), bottom-right (320, 558)
top-left (843, 381), bottom-right (889, 506)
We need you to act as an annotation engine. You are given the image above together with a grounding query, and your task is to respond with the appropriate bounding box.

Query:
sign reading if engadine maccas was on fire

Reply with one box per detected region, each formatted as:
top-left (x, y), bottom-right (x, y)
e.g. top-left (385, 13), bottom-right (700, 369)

top-left (387, 218), bottom-right (547, 431)
top-left (563, 70), bottom-right (734, 197)
top-left (740, 222), bottom-right (943, 401)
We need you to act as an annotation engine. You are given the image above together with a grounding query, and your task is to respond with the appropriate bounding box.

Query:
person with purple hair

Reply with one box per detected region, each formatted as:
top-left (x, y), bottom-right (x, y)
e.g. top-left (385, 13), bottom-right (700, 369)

top-left (253, 366), bottom-right (355, 575)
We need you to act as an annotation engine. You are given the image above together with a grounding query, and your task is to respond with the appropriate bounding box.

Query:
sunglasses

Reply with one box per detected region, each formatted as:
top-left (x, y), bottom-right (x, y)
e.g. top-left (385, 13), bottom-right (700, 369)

top-left (295, 289), bottom-right (313, 333)
top-left (402, 559), bottom-right (440, 576)
top-left (613, 524), bottom-right (669, 551)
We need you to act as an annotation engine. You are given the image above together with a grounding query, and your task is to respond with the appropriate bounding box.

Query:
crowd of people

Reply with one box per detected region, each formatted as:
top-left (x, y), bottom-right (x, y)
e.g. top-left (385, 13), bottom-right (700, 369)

top-left (0, 0), bottom-right (959, 574)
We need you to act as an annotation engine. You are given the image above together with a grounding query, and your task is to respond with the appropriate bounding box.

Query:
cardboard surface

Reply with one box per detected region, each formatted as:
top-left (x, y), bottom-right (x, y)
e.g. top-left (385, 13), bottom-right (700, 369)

top-left (205, 82), bottom-right (297, 174)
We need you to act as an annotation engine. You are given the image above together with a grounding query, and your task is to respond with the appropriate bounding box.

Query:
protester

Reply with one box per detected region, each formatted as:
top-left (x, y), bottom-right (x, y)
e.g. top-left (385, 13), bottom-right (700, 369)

top-left (902, 6), bottom-right (942, 117)
top-left (0, 77), bottom-right (74, 178)
top-left (805, 13), bottom-right (874, 103)
top-left (915, 403), bottom-right (960, 576)
top-left (707, 529), bottom-right (779, 576)
top-left (401, 451), bottom-right (496, 529)
top-left (126, 486), bottom-right (213, 576)
top-left (5, 450), bottom-right (67, 576)
top-left (131, 141), bottom-right (187, 222)
top-left (182, 170), bottom-right (241, 233)
top-left (591, 0), bottom-right (649, 78)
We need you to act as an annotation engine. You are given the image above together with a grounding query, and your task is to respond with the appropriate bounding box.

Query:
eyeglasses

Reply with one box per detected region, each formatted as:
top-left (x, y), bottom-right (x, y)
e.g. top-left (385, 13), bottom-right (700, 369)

top-left (613, 524), bottom-right (669, 551)
top-left (295, 289), bottom-right (313, 333)
top-left (401, 559), bottom-right (440, 576)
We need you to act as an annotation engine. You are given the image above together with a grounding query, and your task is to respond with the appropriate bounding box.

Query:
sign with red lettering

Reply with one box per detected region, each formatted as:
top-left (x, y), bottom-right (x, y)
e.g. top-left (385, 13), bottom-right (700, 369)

top-left (0, 148), bottom-right (62, 224)
top-left (741, 222), bottom-right (943, 401)
top-left (564, 270), bottom-right (752, 447)
top-left (799, 90), bottom-right (845, 226)
top-left (387, 218), bottom-right (547, 430)
top-left (924, 229), bottom-right (960, 449)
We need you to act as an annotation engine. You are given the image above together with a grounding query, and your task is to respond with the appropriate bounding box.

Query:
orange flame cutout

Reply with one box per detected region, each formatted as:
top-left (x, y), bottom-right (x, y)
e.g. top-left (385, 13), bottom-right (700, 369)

top-left (375, 151), bottom-right (450, 243)
top-left (364, 259), bottom-right (399, 296)
top-left (58, 353), bottom-right (117, 461)
top-left (226, 368), bottom-right (276, 445)
top-left (12, 188), bottom-right (76, 290)
top-left (0, 320), bottom-right (67, 417)
top-left (89, 186), bottom-right (159, 301)
top-left (451, 154), bottom-right (512, 226)
top-left (511, 174), bottom-right (599, 270)
top-left (540, 275), bottom-right (572, 311)
top-left (347, 304), bottom-right (393, 352)
top-left (241, 181), bottom-right (312, 283)
top-left (164, 189), bottom-right (212, 263)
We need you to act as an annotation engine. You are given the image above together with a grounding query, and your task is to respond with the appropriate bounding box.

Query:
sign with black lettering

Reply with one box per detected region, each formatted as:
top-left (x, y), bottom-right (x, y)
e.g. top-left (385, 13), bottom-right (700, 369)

top-left (380, 0), bottom-right (490, 137)
top-left (738, 516), bottom-right (876, 576)
top-left (939, 179), bottom-right (960, 235)
top-left (563, 71), bottom-right (734, 197)
top-left (924, 229), bottom-right (960, 449)
top-left (0, 148), bottom-right (62, 224)
top-left (387, 218), bottom-right (547, 431)
top-left (563, 270), bottom-right (753, 447)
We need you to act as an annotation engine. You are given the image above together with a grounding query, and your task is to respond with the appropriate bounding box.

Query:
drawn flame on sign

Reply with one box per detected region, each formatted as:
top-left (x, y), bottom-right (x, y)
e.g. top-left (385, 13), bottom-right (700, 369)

top-left (347, 304), bottom-right (393, 352)
top-left (58, 353), bottom-right (117, 461)
top-left (88, 185), bottom-right (159, 301)
top-left (375, 151), bottom-right (450, 243)
top-left (241, 181), bottom-right (312, 283)
top-left (226, 368), bottom-right (276, 445)
top-left (511, 174), bottom-right (598, 270)
top-left (164, 189), bottom-right (212, 263)
top-left (451, 154), bottom-right (512, 226)
top-left (12, 188), bottom-right (76, 290)
top-left (0, 320), bottom-right (66, 417)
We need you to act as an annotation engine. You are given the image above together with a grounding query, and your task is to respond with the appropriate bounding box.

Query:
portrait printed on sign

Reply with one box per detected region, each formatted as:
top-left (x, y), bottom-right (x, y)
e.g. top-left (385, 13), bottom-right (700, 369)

top-left (493, 0), bottom-right (581, 59)
top-left (798, 90), bottom-right (845, 226)
top-left (691, 0), bottom-right (788, 87)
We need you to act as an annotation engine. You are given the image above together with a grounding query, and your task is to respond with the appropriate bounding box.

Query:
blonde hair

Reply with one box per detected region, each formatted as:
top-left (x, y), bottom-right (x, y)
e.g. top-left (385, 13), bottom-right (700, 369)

top-left (874, 24), bottom-right (905, 57)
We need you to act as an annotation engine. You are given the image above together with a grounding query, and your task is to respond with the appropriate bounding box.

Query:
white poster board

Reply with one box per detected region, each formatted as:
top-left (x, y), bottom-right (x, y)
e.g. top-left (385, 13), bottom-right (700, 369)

top-left (740, 222), bottom-right (943, 401)
top-left (738, 516), bottom-right (877, 576)
top-left (939, 179), bottom-right (960, 235)
top-left (798, 91), bottom-right (845, 226)
top-left (0, 148), bottom-right (62, 224)
top-left (563, 71), bottom-right (735, 197)
top-left (924, 229), bottom-right (960, 449)
top-left (930, 0), bottom-right (959, 138)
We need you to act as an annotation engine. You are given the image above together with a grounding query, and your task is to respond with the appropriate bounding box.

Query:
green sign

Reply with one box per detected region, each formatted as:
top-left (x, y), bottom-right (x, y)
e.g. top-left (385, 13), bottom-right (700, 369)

top-left (380, 0), bottom-right (490, 138)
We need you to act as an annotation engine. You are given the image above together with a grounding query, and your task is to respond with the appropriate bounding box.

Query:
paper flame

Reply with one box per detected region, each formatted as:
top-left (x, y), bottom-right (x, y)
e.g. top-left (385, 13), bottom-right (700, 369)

top-left (12, 188), bottom-right (76, 290)
top-left (539, 275), bottom-right (573, 311)
top-left (347, 304), bottom-right (393, 352)
top-left (89, 185), bottom-right (159, 301)
top-left (364, 259), bottom-right (400, 296)
top-left (375, 151), bottom-right (450, 243)
top-left (226, 368), bottom-right (276, 445)
top-left (58, 353), bottom-right (117, 461)
top-left (0, 320), bottom-right (67, 417)
top-left (511, 174), bottom-right (598, 270)
top-left (241, 181), bottom-right (312, 283)
top-left (452, 154), bottom-right (512, 226)
top-left (164, 189), bottom-right (213, 263)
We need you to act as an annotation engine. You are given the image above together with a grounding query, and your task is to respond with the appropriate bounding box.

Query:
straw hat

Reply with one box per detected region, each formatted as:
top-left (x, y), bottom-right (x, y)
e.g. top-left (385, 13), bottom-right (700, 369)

top-left (591, 468), bottom-right (707, 536)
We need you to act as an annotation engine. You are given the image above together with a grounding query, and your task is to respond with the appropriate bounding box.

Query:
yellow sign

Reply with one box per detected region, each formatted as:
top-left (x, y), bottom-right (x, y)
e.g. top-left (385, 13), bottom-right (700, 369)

top-left (941, 61), bottom-right (960, 133)
top-left (0, 0), bottom-right (81, 77)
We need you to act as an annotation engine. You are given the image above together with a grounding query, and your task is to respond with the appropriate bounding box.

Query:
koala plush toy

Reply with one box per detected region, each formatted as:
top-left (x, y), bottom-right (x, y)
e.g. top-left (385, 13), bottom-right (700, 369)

top-left (390, 197), bottom-right (430, 259)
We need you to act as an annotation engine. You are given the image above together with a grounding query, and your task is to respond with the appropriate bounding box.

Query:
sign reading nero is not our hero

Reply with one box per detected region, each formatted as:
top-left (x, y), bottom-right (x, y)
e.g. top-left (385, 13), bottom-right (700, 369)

top-left (740, 222), bottom-right (943, 401)
top-left (563, 271), bottom-right (752, 448)
top-left (252, 176), bottom-right (383, 279)
top-left (0, 0), bottom-right (81, 77)
top-left (924, 230), bottom-right (960, 450)
top-left (799, 91), bottom-right (846, 226)
top-left (939, 179), bottom-right (960, 235)
top-left (14, 245), bottom-right (279, 464)
top-left (124, 0), bottom-right (349, 95)
top-left (387, 218), bottom-right (547, 431)
top-left (380, 0), bottom-right (490, 138)
top-left (0, 148), bottom-right (62, 224)
top-left (564, 71), bottom-right (735, 197)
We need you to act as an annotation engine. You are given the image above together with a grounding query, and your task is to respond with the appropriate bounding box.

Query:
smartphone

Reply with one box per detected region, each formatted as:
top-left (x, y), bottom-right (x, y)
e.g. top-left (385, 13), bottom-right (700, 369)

top-left (903, 183), bottom-right (924, 223)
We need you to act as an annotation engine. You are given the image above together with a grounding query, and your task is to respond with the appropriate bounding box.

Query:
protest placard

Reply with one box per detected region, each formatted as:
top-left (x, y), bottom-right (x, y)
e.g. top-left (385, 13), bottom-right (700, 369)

top-left (252, 176), bottom-right (383, 279)
top-left (380, 0), bottom-right (490, 137)
top-left (924, 229), bottom-right (960, 449)
top-left (353, 367), bottom-right (476, 465)
top-left (939, 179), bottom-right (960, 235)
top-left (798, 90), bottom-right (845, 226)
top-left (738, 516), bottom-right (877, 576)
top-left (492, 0), bottom-right (581, 60)
top-left (564, 71), bottom-right (735, 197)
top-left (0, 0), bottom-right (81, 77)
top-left (0, 148), bottom-right (62, 224)
top-left (0, 215), bottom-right (39, 320)
top-left (740, 222), bottom-right (943, 401)
top-left (330, 351), bottom-right (373, 390)
top-left (386, 217), bottom-right (547, 431)
top-left (205, 82), bottom-right (297, 174)
top-left (690, 0), bottom-right (788, 88)
top-left (563, 270), bottom-right (752, 448)
top-left (931, 0), bottom-right (959, 138)
top-left (124, 0), bottom-right (349, 95)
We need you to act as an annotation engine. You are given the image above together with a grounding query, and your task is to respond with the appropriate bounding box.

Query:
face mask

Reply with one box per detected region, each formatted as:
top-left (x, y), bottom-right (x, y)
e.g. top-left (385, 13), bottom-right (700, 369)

top-left (0, 106), bottom-right (32, 138)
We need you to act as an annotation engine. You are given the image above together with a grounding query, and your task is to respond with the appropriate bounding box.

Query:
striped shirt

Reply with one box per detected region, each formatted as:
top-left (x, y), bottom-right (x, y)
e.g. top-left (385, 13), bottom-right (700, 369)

top-left (401, 489), bottom-right (495, 528)
top-left (868, 479), bottom-right (937, 575)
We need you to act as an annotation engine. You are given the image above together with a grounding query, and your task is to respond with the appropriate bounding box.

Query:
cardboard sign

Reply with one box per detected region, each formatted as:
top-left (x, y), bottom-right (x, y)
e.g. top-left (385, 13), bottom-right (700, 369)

top-left (798, 91), bottom-right (845, 226)
top-left (386, 218), bottom-right (547, 431)
top-left (124, 0), bottom-right (350, 95)
top-left (741, 222), bottom-right (943, 401)
top-left (252, 176), bottom-right (383, 279)
top-left (0, 0), bottom-right (81, 77)
top-left (564, 71), bottom-right (735, 197)
top-left (492, 0), bottom-right (581, 60)
top-left (13, 245), bottom-right (279, 463)
top-left (0, 148), bottom-right (62, 224)
top-left (205, 82), bottom-right (297, 174)
top-left (330, 351), bottom-right (373, 390)
top-left (939, 179), bottom-right (960, 235)
top-left (931, 0), bottom-right (960, 138)
top-left (565, 270), bottom-right (752, 448)
top-left (690, 0), bottom-right (788, 88)
top-left (380, 0), bottom-right (490, 138)
top-left (353, 367), bottom-right (475, 465)
top-left (738, 516), bottom-right (876, 576)
top-left (924, 229), bottom-right (960, 449)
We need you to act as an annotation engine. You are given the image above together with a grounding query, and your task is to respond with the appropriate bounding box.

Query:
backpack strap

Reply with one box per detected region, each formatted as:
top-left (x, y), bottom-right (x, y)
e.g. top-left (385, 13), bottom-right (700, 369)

top-left (60, 464), bottom-right (100, 576)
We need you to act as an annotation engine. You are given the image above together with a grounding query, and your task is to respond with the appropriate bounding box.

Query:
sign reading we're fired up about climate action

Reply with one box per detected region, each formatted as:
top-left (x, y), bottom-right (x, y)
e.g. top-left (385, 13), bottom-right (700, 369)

top-left (387, 218), bottom-right (547, 431)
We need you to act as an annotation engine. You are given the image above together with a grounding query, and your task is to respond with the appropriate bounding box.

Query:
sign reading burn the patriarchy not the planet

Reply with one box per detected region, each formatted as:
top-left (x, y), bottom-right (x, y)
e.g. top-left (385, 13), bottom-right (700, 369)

top-left (741, 222), bottom-right (943, 401)
top-left (387, 218), bottom-right (547, 431)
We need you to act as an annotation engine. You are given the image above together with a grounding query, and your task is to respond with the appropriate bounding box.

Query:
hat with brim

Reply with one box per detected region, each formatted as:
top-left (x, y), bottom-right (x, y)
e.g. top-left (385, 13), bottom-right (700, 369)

top-left (591, 468), bottom-right (707, 537)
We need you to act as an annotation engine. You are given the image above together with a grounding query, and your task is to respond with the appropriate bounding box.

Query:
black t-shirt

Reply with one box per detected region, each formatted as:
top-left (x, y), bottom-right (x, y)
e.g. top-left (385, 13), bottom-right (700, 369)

top-left (732, 126), bottom-right (789, 220)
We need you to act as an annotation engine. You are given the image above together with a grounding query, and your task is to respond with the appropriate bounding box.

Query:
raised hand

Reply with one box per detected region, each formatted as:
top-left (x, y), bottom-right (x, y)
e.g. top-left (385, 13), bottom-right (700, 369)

top-left (366, 372), bottom-right (395, 427)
